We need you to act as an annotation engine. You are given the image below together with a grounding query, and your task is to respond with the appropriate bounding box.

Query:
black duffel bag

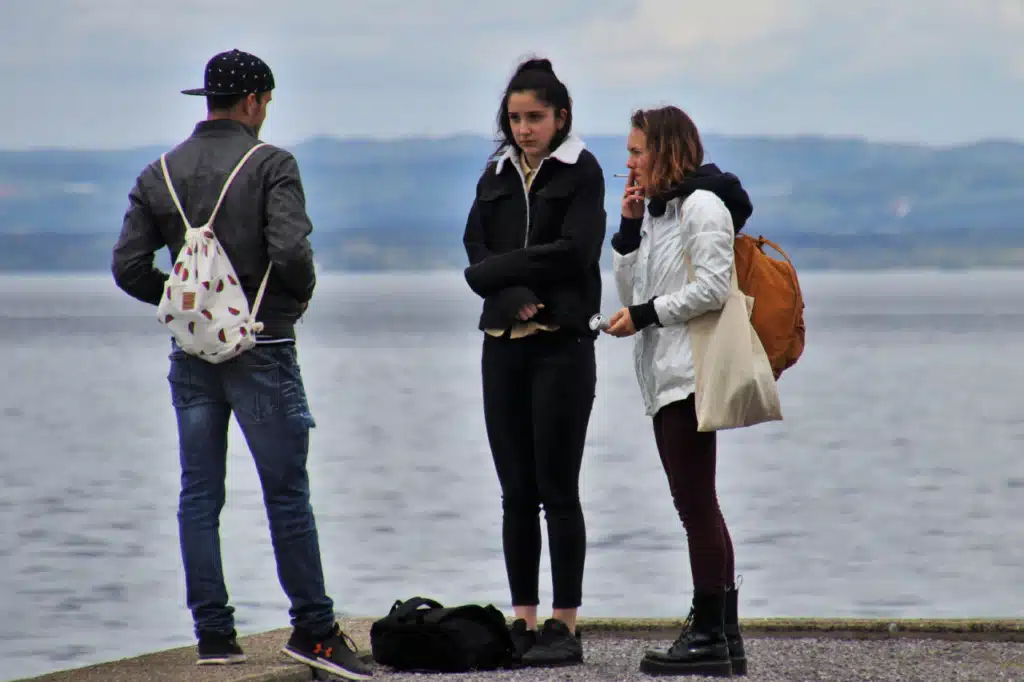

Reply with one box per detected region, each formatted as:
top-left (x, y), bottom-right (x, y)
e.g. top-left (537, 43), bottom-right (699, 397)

top-left (370, 596), bottom-right (514, 672)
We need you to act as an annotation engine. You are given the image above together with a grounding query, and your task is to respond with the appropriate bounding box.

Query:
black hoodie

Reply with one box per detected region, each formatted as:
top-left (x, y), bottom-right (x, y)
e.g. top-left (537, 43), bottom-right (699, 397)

top-left (611, 163), bottom-right (752, 255)
top-left (610, 163), bottom-right (753, 330)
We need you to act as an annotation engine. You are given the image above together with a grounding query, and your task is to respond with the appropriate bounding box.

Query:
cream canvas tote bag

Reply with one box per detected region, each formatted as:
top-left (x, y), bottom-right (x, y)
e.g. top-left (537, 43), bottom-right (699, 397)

top-left (685, 253), bottom-right (784, 432)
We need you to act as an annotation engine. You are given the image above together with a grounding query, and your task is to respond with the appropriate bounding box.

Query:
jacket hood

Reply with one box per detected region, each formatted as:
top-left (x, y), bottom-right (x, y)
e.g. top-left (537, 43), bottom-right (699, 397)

top-left (647, 163), bottom-right (753, 232)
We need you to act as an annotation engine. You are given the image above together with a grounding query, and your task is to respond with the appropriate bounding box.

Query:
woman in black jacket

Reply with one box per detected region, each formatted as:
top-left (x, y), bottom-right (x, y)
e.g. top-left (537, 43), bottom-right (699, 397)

top-left (462, 57), bottom-right (606, 668)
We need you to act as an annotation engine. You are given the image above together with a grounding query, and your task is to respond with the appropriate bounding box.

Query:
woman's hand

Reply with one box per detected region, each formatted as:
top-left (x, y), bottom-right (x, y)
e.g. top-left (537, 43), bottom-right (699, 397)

top-left (621, 169), bottom-right (645, 220)
top-left (518, 302), bottom-right (544, 321)
top-left (604, 307), bottom-right (637, 337)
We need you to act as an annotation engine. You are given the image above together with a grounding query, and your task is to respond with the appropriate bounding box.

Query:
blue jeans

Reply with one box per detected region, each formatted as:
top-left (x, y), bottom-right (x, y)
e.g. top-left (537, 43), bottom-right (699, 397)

top-left (168, 340), bottom-right (335, 637)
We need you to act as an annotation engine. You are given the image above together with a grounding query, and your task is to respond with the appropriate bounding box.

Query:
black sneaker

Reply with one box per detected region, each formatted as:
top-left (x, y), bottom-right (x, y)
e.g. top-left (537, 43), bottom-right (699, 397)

top-left (509, 618), bottom-right (536, 664)
top-left (520, 618), bottom-right (583, 667)
top-left (281, 623), bottom-right (373, 680)
top-left (196, 629), bottom-right (246, 665)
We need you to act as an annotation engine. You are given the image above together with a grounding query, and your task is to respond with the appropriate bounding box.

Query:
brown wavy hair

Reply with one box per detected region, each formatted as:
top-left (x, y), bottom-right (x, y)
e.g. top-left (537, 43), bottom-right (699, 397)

top-left (630, 106), bottom-right (704, 196)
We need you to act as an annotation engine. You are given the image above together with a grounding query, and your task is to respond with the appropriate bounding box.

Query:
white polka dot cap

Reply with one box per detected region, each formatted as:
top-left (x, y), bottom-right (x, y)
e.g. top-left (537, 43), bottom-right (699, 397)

top-left (181, 49), bottom-right (276, 96)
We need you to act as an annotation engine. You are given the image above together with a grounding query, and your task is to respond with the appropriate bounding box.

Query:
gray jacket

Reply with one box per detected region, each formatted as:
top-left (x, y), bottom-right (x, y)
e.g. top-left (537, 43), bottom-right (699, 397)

top-left (112, 119), bottom-right (316, 339)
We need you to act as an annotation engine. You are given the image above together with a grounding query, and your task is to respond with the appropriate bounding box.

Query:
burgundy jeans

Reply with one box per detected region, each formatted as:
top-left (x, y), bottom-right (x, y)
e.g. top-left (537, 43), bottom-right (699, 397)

top-left (652, 395), bottom-right (735, 591)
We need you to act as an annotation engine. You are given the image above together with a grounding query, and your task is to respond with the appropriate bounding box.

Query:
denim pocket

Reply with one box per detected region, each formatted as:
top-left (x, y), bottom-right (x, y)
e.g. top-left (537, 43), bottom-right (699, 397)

top-left (281, 375), bottom-right (316, 433)
top-left (167, 358), bottom-right (217, 408)
top-left (233, 361), bottom-right (280, 423)
top-left (227, 344), bottom-right (315, 428)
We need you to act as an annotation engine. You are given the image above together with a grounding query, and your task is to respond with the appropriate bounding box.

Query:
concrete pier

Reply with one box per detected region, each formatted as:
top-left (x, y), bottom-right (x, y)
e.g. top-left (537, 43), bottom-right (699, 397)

top-left (11, 618), bottom-right (1023, 682)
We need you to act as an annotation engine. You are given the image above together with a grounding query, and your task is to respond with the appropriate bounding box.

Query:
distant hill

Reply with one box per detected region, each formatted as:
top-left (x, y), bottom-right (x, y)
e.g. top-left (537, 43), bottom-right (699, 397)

top-left (0, 134), bottom-right (1022, 272)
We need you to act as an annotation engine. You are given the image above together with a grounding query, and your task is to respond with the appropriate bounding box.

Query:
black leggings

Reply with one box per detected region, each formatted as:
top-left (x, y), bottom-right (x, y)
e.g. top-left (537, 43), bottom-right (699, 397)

top-left (482, 331), bottom-right (596, 609)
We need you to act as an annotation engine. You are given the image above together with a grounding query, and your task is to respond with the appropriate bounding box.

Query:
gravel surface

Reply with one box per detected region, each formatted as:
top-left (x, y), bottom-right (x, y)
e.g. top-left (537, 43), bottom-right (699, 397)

top-left (367, 637), bottom-right (1024, 682)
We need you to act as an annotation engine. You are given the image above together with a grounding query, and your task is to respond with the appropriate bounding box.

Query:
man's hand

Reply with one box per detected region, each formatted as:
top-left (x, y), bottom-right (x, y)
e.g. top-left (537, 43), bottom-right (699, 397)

top-left (604, 307), bottom-right (637, 337)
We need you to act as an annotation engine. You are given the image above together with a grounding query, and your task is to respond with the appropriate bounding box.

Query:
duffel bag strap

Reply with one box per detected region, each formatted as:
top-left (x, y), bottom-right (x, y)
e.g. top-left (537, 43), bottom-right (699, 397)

top-left (389, 596), bottom-right (445, 621)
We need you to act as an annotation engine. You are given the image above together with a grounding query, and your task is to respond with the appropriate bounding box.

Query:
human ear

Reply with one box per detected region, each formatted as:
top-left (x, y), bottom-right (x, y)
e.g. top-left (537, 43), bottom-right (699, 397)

top-left (556, 108), bottom-right (567, 130)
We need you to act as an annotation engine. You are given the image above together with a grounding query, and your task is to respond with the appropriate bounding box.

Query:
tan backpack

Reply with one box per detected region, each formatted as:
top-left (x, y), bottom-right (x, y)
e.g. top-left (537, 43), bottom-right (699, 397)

top-left (733, 234), bottom-right (806, 379)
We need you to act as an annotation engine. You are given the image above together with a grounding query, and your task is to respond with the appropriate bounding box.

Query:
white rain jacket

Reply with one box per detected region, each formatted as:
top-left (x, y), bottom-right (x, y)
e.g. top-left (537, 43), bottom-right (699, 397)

top-left (612, 189), bottom-right (735, 416)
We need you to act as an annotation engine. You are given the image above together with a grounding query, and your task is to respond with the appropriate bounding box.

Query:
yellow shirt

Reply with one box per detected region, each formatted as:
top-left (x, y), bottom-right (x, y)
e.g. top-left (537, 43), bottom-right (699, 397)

top-left (485, 152), bottom-right (560, 339)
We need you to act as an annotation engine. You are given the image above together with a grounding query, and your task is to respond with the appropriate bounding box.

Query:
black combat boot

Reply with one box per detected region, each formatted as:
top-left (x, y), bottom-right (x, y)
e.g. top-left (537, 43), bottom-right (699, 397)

top-left (725, 582), bottom-right (746, 676)
top-left (640, 591), bottom-right (732, 678)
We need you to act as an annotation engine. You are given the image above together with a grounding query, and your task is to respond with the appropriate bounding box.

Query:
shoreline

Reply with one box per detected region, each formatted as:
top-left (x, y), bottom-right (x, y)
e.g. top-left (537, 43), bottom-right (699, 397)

top-left (12, 617), bottom-right (1023, 682)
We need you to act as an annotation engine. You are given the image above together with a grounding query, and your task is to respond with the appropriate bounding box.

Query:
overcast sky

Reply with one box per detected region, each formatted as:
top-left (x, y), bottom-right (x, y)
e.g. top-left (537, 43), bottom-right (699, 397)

top-left (3, 0), bottom-right (1023, 149)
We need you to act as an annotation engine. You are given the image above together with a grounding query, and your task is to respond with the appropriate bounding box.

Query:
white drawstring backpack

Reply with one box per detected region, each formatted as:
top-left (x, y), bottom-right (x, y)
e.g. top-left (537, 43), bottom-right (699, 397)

top-left (155, 143), bottom-right (271, 364)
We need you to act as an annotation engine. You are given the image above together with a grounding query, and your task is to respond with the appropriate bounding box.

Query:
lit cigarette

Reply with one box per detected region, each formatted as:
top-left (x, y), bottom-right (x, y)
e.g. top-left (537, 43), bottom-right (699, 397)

top-left (613, 173), bottom-right (630, 178)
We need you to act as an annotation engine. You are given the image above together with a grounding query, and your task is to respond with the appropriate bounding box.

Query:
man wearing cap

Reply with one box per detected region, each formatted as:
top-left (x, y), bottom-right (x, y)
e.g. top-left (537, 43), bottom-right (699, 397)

top-left (112, 50), bottom-right (372, 680)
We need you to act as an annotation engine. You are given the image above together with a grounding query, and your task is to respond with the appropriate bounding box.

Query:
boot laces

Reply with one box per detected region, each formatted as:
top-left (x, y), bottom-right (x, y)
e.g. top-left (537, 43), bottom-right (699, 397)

top-left (667, 607), bottom-right (697, 655)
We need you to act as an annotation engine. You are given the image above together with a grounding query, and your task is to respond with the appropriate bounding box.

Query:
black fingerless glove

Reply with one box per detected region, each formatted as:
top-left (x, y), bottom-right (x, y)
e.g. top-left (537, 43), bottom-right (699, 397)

top-left (611, 216), bottom-right (643, 255)
top-left (629, 297), bottom-right (661, 331)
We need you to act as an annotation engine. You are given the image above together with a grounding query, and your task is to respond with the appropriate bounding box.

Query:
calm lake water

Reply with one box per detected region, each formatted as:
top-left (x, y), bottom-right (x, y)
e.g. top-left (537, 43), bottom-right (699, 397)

top-left (1, 269), bottom-right (1022, 680)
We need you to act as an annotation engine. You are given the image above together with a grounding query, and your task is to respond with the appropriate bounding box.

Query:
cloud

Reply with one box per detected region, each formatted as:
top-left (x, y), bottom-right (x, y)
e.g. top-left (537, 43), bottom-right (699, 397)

top-left (0, 0), bottom-right (1023, 147)
top-left (569, 0), bottom-right (1024, 85)
top-left (9, 1), bottom-right (1021, 88)
top-left (569, 0), bottom-right (813, 83)
top-left (828, 1), bottom-right (1024, 79)
top-left (1, 0), bottom-right (611, 100)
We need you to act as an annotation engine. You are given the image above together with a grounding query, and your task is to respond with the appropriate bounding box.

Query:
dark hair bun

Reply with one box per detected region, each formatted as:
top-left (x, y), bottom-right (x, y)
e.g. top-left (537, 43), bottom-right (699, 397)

top-left (515, 58), bottom-right (554, 76)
